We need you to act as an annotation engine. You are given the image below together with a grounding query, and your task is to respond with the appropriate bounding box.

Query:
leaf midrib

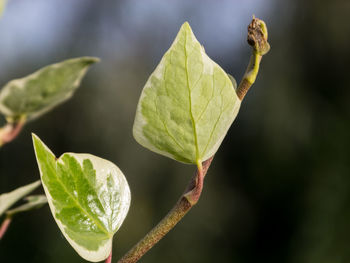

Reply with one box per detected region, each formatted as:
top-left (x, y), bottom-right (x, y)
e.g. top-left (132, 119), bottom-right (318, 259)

top-left (183, 29), bottom-right (200, 163)
top-left (53, 160), bottom-right (110, 237)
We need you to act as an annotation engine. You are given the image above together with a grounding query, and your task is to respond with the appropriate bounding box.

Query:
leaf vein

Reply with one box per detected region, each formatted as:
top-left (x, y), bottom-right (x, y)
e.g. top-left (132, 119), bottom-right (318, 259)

top-left (54, 162), bottom-right (110, 236)
top-left (201, 81), bottom-right (225, 157)
top-left (155, 98), bottom-right (185, 152)
top-left (184, 28), bottom-right (200, 162)
top-left (196, 72), bottom-right (215, 122)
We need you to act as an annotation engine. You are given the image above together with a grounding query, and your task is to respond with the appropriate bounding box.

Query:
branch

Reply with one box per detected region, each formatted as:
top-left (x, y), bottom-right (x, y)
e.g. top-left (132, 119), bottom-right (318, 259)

top-left (117, 157), bottom-right (213, 263)
top-left (0, 216), bottom-right (12, 240)
top-left (117, 16), bottom-right (269, 263)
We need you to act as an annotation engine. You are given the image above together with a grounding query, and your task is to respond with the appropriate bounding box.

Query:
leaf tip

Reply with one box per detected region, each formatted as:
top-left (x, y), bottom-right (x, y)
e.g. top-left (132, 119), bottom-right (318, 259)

top-left (31, 132), bottom-right (39, 144)
top-left (182, 21), bottom-right (190, 27)
top-left (84, 56), bottom-right (101, 65)
top-left (31, 133), bottom-right (55, 160)
top-left (181, 21), bottom-right (192, 32)
top-left (31, 133), bottom-right (42, 148)
top-left (32, 133), bottom-right (42, 157)
top-left (75, 56), bottom-right (100, 67)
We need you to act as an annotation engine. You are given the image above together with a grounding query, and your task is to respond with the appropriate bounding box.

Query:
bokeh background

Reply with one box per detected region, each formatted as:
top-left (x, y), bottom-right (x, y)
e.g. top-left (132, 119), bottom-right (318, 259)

top-left (1, 0), bottom-right (349, 262)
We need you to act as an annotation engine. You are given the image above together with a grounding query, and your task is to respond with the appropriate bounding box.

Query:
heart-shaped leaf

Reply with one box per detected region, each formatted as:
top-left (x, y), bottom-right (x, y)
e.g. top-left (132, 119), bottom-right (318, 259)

top-left (0, 57), bottom-right (99, 122)
top-left (32, 134), bottom-right (131, 262)
top-left (133, 22), bottom-right (241, 165)
top-left (0, 180), bottom-right (41, 217)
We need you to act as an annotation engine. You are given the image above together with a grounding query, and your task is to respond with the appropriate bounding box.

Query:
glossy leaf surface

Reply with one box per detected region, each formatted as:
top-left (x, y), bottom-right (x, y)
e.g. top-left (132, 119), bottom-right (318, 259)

top-left (33, 134), bottom-right (131, 262)
top-left (0, 57), bottom-right (99, 121)
top-left (133, 22), bottom-right (241, 164)
top-left (0, 180), bottom-right (41, 216)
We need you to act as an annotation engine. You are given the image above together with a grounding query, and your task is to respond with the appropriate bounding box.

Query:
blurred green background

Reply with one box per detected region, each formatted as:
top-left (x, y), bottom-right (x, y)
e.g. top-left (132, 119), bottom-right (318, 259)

top-left (1, 0), bottom-right (349, 262)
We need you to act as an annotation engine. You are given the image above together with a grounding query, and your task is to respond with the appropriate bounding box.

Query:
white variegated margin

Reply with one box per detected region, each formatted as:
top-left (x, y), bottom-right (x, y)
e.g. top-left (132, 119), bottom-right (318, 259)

top-left (132, 24), bottom-right (192, 162)
top-left (32, 134), bottom-right (131, 262)
top-left (0, 180), bottom-right (41, 216)
top-left (133, 22), bottom-right (241, 163)
top-left (0, 57), bottom-right (99, 121)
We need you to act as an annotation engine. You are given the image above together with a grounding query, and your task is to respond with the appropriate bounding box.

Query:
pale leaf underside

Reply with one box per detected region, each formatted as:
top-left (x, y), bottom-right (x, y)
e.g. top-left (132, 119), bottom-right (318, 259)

top-left (5, 195), bottom-right (47, 216)
top-left (0, 180), bottom-right (41, 217)
top-left (133, 22), bottom-right (241, 164)
top-left (0, 57), bottom-right (99, 121)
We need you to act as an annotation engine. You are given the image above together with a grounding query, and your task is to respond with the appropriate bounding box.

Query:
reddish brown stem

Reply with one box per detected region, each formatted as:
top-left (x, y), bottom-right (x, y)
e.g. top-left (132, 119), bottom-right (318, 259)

top-left (117, 157), bottom-right (214, 263)
top-left (0, 120), bottom-right (25, 147)
top-left (105, 250), bottom-right (112, 263)
top-left (0, 216), bottom-right (12, 240)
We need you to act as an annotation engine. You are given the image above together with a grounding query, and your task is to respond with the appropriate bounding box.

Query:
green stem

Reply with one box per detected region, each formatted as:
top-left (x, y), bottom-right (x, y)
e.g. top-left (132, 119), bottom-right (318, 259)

top-left (236, 17), bottom-right (270, 100)
top-left (236, 53), bottom-right (262, 100)
top-left (117, 157), bottom-right (213, 263)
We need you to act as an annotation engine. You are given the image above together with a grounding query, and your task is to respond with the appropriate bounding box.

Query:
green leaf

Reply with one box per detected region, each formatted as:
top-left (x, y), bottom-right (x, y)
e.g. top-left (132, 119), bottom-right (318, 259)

top-left (133, 22), bottom-right (241, 165)
top-left (0, 57), bottom-right (99, 122)
top-left (5, 195), bottom-right (47, 217)
top-left (0, 180), bottom-right (41, 217)
top-left (32, 134), bottom-right (131, 262)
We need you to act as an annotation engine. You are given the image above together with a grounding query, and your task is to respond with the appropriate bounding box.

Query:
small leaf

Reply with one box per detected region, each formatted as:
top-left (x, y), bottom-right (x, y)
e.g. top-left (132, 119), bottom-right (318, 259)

top-left (5, 195), bottom-right (47, 216)
top-left (0, 57), bottom-right (99, 122)
top-left (0, 180), bottom-right (41, 216)
top-left (133, 22), bottom-right (241, 165)
top-left (32, 134), bottom-right (131, 262)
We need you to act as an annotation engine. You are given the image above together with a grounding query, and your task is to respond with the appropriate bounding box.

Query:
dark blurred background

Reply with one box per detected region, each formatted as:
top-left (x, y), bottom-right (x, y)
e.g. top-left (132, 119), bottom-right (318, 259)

top-left (1, 0), bottom-right (349, 262)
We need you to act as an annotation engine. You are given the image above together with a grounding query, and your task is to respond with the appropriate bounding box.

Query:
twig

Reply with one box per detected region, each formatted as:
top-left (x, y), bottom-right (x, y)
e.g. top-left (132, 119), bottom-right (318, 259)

top-left (117, 157), bottom-right (213, 263)
top-left (105, 250), bottom-right (112, 263)
top-left (0, 216), bottom-right (12, 240)
top-left (236, 16), bottom-right (270, 100)
top-left (0, 117), bottom-right (26, 147)
top-left (117, 16), bottom-right (269, 263)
